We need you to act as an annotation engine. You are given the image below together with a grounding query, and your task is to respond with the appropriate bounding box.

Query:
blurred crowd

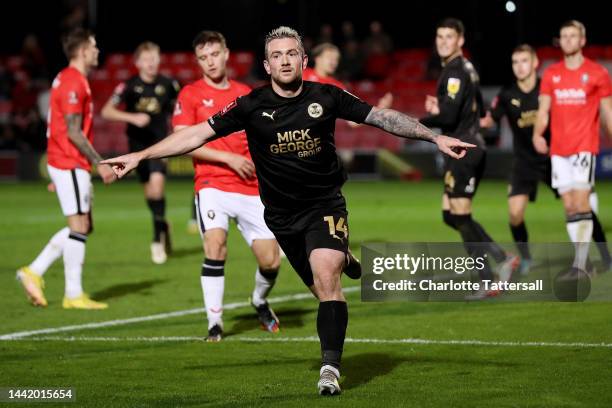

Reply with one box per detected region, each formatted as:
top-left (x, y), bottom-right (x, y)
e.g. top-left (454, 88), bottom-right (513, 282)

top-left (0, 19), bottom-right (437, 153)
top-left (0, 34), bottom-right (50, 152)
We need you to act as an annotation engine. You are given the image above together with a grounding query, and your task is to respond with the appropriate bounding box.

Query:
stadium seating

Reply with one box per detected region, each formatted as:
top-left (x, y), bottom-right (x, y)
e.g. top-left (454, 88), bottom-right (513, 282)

top-left (2, 46), bottom-right (611, 156)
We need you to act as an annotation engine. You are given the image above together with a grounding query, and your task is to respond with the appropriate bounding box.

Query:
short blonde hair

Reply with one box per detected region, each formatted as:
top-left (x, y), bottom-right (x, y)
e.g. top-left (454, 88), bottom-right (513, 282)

top-left (264, 26), bottom-right (304, 59)
top-left (134, 41), bottom-right (160, 60)
top-left (311, 43), bottom-right (340, 59)
top-left (513, 44), bottom-right (536, 57)
top-left (560, 20), bottom-right (586, 37)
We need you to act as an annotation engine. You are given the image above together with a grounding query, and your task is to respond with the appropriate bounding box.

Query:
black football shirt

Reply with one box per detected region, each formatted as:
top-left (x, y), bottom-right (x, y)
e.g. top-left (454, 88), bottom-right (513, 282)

top-left (111, 75), bottom-right (180, 143)
top-left (420, 56), bottom-right (484, 147)
top-left (207, 81), bottom-right (373, 213)
top-left (490, 78), bottom-right (549, 164)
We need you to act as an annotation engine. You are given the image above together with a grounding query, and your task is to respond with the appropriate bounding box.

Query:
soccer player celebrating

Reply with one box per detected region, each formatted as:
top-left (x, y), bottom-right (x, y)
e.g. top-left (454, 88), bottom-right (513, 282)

top-left (533, 20), bottom-right (612, 276)
top-left (17, 29), bottom-right (116, 309)
top-left (101, 42), bottom-right (180, 264)
top-left (172, 31), bottom-right (281, 341)
top-left (421, 18), bottom-right (518, 296)
top-left (482, 44), bottom-right (611, 274)
top-left (102, 26), bottom-right (473, 395)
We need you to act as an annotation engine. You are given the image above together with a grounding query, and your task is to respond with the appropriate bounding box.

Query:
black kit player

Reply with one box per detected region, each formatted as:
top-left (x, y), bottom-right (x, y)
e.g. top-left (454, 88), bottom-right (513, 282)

top-left (101, 41), bottom-right (180, 264)
top-left (481, 44), bottom-right (611, 274)
top-left (420, 18), bottom-right (519, 298)
top-left (101, 26), bottom-right (474, 396)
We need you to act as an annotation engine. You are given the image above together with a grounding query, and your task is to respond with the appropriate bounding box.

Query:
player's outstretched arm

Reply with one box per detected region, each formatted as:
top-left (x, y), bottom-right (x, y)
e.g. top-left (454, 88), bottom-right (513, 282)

top-left (533, 94), bottom-right (551, 154)
top-left (173, 124), bottom-right (255, 180)
top-left (364, 107), bottom-right (475, 159)
top-left (101, 121), bottom-right (217, 178)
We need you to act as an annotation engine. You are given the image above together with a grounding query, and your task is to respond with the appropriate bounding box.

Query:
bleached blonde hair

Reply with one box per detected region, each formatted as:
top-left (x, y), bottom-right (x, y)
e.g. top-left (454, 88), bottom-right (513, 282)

top-left (560, 20), bottom-right (586, 38)
top-left (264, 26), bottom-right (305, 59)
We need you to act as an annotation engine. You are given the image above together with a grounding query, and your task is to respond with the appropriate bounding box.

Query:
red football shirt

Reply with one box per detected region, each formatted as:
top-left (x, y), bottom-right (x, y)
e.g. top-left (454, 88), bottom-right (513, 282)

top-left (47, 66), bottom-right (94, 171)
top-left (172, 79), bottom-right (256, 195)
top-left (303, 68), bottom-right (346, 89)
top-left (540, 58), bottom-right (612, 155)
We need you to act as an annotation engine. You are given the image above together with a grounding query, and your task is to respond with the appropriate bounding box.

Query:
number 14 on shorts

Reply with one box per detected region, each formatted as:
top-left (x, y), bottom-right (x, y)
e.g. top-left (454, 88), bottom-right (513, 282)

top-left (324, 216), bottom-right (348, 241)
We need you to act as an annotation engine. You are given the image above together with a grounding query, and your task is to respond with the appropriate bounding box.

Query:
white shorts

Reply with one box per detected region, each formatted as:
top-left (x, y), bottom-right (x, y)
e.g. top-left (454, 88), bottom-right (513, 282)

top-left (551, 153), bottom-right (596, 194)
top-left (48, 165), bottom-right (92, 216)
top-left (195, 188), bottom-right (275, 246)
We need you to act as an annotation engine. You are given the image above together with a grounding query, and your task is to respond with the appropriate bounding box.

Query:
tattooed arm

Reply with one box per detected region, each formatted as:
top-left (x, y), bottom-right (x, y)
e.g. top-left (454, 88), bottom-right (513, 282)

top-left (364, 107), bottom-right (475, 159)
top-left (66, 114), bottom-right (103, 164)
top-left (365, 107), bottom-right (439, 142)
top-left (65, 114), bottom-right (116, 183)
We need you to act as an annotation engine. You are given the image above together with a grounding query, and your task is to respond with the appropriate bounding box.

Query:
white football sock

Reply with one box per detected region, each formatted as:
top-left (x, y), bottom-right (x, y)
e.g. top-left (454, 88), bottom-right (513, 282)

top-left (201, 276), bottom-right (224, 329)
top-left (63, 232), bottom-right (86, 299)
top-left (251, 268), bottom-right (278, 307)
top-left (29, 227), bottom-right (69, 276)
top-left (566, 214), bottom-right (593, 270)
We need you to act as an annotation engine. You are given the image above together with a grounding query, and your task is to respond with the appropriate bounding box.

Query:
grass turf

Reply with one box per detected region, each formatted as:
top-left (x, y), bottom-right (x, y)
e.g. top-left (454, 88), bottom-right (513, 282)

top-left (1, 179), bottom-right (611, 407)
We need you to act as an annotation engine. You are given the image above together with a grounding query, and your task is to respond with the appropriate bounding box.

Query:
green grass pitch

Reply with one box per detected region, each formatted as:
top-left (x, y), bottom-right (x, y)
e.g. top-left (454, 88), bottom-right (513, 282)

top-left (1, 179), bottom-right (611, 407)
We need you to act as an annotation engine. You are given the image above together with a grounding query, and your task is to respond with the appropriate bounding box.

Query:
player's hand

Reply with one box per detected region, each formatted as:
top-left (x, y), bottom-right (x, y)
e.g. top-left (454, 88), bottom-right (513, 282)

top-left (532, 134), bottom-right (549, 154)
top-left (47, 182), bottom-right (56, 193)
top-left (97, 163), bottom-right (118, 184)
top-left (377, 92), bottom-right (394, 109)
top-left (225, 153), bottom-right (255, 180)
top-left (425, 95), bottom-right (439, 115)
top-left (480, 111), bottom-right (495, 129)
top-left (100, 152), bottom-right (143, 179)
top-left (435, 135), bottom-right (476, 159)
top-left (130, 113), bottom-right (151, 128)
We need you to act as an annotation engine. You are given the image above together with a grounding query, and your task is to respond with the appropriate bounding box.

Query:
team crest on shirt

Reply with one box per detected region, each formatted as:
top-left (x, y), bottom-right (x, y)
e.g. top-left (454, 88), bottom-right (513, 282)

top-left (581, 73), bottom-right (589, 84)
top-left (511, 98), bottom-right (521, 107)
top-left (173, 101), bottom-right (182, 116)
top-left (202, 99), bottom-right (214, 107)
top-left (552, 75), bottom-right (561, 83)
top-left (134, 85), bottom-right (144, 93)
top-left (155, 84), bottom-right (166, 95)
top-left (68, 91), bottom-right (78, 105)
top-left (447, 78), bottom-right (461, 99)
top-left (308, 103), bottom-right (323, 118)
top-left (207, 210), bottom-right (215, 220)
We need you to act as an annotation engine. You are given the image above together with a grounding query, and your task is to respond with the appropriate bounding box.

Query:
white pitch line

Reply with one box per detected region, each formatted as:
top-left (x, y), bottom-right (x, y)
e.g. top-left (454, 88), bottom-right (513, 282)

top-left (4, 335), bottom-right (612, 349)
top-left (0, 287), bottom-right (359, 340)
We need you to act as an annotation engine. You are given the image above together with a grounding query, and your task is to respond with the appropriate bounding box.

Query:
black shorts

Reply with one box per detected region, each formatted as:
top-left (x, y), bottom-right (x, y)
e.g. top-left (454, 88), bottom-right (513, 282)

top-left (443, 147), bottom-right (486, 198)
top-left (128, 138), bottom-right (167, 183)
top-left (265, 195), bottom-right (349, 287)
top-left (508, 158), bottom-right (558, 201)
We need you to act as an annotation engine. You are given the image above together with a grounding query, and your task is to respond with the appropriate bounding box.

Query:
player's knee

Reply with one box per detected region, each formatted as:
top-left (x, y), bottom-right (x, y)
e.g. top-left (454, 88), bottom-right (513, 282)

top-left (259, 255), bottom-right (281, 271)
top-left (314, 277), bottom-right (342, 300)
top-left (508, 209), bottom-right (524, 225)
top-left (563, 202), bottom-right (577, 215)
top-left (204, 236), bottom-right (227, 259)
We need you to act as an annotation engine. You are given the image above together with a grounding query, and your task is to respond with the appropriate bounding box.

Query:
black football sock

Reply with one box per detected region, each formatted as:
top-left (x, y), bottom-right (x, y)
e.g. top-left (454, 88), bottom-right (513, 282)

top-left (317, 301), bottom-right (348, 370)
top-left (510, 222), bottom-right (531, 260)
top-left (191, 195), bottom-right (197, 221)
top-left (473, 220), bottom-right (506, 263)
top-left (591, 212), bottom-right (611, 265)
top-left (147, 198), bottom-right (167, 242)
top-left (453, 214), bottom-right (494, 281)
